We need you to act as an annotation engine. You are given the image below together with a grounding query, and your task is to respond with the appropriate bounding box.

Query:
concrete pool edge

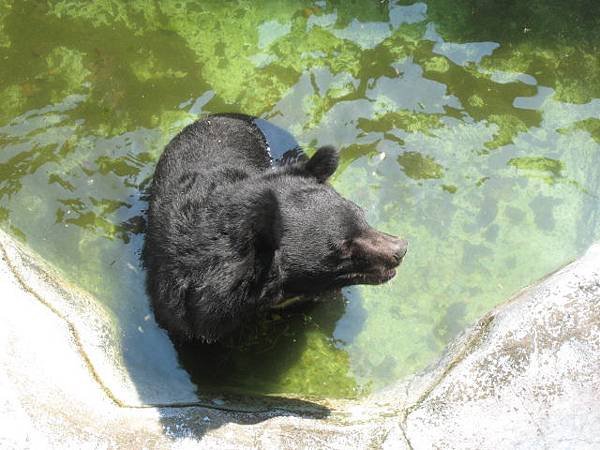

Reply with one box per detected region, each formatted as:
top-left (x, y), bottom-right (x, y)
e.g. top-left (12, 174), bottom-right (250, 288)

top-left (1, 228), bottom-right (599, 448)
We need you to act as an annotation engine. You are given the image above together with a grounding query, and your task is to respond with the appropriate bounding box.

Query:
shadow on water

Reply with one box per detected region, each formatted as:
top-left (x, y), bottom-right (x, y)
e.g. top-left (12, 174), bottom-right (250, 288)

top-left (176, 292), bottom-right (360, 398)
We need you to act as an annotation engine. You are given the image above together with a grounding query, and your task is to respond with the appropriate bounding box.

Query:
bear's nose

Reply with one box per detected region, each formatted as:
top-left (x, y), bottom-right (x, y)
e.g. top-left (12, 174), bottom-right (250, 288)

top-left (354, 230), bottom-right (408, 267)
top-left (391, 238), bottom-right (408, 264)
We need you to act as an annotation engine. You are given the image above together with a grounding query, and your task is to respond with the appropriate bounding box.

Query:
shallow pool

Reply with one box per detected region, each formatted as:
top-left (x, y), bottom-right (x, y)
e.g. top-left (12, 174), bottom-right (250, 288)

top-left (1, 0), bottom-right (599, 398)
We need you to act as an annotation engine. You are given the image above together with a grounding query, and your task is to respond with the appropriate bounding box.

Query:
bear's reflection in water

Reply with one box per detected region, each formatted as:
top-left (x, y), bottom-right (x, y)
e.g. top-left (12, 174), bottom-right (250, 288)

top-left (175, 290), bottom-right (366, 398)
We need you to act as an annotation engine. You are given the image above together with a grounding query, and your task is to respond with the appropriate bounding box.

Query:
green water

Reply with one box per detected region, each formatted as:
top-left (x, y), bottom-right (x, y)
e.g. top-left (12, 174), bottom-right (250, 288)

top-left (1, 0), bottom-right (599, 398)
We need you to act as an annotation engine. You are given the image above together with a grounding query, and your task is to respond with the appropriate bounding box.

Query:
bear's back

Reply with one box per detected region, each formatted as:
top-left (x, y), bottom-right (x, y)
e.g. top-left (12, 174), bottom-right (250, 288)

top-left (151, 114), bottom-right (272, 197)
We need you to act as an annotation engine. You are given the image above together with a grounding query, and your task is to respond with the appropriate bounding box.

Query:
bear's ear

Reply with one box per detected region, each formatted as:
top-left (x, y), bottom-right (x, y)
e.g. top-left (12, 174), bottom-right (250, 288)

top-left (250, 189), bottom-right (282, 254)
top-left (304, 146), bottom-right (339, 182)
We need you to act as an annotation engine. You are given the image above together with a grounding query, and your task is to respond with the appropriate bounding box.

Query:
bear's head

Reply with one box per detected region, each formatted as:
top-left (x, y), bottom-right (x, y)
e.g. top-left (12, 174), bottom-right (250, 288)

top-left (245, 146), bottom-right (408, 300)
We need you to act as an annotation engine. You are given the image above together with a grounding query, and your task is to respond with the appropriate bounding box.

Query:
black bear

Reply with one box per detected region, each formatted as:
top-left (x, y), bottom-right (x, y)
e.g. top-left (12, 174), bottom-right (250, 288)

top-left (143, 114), bottom-right (407, 343)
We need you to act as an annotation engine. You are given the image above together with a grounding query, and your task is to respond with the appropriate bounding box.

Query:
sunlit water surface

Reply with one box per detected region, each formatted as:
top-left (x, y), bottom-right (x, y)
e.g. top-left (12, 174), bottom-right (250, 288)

top-left (1, 0), bottom-right (599, 397)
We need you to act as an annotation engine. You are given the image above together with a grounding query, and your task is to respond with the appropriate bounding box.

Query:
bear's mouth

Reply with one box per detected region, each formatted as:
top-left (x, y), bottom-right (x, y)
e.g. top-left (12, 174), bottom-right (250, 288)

top-left (341, 267), bottom-right (397, 285)
top-left (363, 268), bottom-right (397, 284)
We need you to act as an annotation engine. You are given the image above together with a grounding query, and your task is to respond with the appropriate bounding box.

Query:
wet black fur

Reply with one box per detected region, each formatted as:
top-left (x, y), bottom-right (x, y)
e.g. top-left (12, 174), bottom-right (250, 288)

top-left (143, 114), bottom-right (400, 343)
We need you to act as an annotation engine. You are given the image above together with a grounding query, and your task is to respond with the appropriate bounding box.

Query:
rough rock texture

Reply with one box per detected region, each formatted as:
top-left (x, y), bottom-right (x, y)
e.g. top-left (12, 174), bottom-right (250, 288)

top-left (1, 228), bottom-right (599, 449)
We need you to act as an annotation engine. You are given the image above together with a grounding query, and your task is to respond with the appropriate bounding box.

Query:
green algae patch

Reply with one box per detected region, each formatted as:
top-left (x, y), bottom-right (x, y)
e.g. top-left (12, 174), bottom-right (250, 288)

top-left (559, 118), bottom-right (600, 144)
top-left (508, 157), bottom-right (564, 184)
top-left (485, 114), bottom-right (529, 150)
top-left (424, 56), bottom-right (450, 73)
top-left (360, 110), bottom-right (443, 135)
top-left (398, 151), bottom-right (445, 180)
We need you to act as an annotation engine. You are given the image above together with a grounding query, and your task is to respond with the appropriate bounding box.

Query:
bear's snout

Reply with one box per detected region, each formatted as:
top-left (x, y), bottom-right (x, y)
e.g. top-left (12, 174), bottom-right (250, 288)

top-left (354, 228), bottom-right (408, 284)
top-left (355, 231), bottom-right (406, 261)
top-left (371, 232), bottom-right (407, 268)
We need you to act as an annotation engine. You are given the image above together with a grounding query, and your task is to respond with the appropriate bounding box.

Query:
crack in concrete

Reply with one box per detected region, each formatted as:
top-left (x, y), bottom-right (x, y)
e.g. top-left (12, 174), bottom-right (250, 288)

top-left (399, 422), bottom-right (415, 450)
